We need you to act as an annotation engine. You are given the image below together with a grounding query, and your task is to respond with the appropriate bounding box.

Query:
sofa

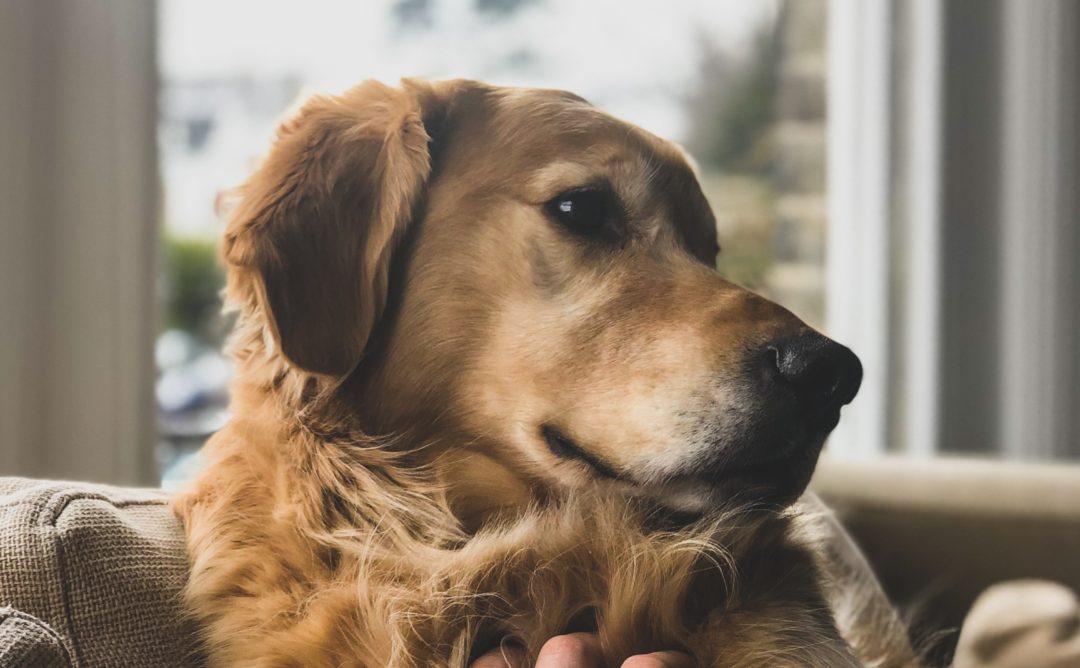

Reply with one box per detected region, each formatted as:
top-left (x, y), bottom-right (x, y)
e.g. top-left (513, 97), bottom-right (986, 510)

top-left (0, 478), bottom-right (202, 667)
top-left (814, 456), bottom-right (1080, 653)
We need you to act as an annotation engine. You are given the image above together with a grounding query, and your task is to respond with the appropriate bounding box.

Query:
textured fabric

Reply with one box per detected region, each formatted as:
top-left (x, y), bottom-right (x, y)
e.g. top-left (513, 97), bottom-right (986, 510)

top-left (0, 608), bottom-right (68, 668)
top-left (0, 477), bottom-right (203, 667)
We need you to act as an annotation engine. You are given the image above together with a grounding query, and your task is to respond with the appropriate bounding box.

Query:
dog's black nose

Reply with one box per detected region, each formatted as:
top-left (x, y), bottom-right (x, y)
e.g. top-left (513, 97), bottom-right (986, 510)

top-left (767, 333), bottom-right (863, 415)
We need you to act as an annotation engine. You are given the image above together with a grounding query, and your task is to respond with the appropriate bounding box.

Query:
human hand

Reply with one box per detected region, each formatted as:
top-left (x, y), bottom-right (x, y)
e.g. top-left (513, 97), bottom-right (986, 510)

top-left (470, 632), bottom-right (695, 667)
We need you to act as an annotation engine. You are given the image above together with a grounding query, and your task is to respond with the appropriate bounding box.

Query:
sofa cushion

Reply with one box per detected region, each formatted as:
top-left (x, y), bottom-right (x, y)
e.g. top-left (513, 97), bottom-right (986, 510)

top-left (0, 607), bottom-right (68, 668)
top-left (0, 477), bottom-right (203, 667)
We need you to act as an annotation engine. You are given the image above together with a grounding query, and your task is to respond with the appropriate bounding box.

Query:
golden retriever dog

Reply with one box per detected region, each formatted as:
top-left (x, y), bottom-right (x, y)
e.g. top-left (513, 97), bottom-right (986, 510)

top-left (174, 78), bottom-right (922, 667)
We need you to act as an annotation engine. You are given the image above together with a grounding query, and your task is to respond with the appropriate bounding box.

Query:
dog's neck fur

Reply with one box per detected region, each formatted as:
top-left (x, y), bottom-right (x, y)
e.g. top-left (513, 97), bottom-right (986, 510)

top-left (222, 292), bottom-right (536, 544)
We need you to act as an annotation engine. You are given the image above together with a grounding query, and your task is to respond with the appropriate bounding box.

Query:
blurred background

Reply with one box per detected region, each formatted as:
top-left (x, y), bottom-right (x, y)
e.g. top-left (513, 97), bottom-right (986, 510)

top-left (1, 0), bottom-right (1077, 487)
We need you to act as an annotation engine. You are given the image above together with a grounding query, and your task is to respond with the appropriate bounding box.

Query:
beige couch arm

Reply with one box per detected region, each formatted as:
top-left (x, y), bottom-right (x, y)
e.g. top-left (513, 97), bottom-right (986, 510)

top-left (812, 457), bottom-right (1080, 634)
top-left (0, 607), bottom-right (69, 667)
top-left (0, 478), bottom-right (203, 667)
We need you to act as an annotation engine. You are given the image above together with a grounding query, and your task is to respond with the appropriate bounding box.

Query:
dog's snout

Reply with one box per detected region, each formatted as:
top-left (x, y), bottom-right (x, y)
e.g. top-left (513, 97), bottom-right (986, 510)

top-left (766, 333), bottom-right (863, 415)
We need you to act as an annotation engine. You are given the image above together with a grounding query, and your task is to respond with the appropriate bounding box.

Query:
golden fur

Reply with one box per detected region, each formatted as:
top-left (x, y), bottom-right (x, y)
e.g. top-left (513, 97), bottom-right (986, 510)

top-left (174, 78), bottom-right (922, 667)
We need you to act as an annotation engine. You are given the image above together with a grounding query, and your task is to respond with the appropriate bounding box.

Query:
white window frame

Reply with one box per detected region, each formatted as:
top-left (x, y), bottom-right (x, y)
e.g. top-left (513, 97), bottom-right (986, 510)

top-left (826, 0), bottom-right (1080, 459)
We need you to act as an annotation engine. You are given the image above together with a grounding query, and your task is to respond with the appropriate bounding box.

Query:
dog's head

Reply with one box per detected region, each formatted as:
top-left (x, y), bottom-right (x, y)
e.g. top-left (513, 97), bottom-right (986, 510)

top-left (224, 79), bottom-right (861, 516)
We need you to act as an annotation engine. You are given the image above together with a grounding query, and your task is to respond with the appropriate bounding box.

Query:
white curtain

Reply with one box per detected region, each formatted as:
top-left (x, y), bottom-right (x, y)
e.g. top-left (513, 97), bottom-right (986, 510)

top-left (0, 0), bottom-right (159, 485)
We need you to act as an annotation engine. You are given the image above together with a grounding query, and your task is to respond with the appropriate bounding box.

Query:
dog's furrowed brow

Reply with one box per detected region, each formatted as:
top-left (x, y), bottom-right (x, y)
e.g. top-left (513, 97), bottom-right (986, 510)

top-left (523, 160), bottom-right (617, 204)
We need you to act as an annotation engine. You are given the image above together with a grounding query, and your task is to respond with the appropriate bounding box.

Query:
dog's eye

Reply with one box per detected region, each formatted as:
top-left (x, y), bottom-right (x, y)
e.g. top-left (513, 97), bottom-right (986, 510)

top-left (544, 188), bottom-right (618, 235)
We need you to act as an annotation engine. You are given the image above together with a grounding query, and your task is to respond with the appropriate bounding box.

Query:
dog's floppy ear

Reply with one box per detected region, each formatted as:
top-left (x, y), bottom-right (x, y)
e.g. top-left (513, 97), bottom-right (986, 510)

top-left (223, 79), bottom-right (465, 376)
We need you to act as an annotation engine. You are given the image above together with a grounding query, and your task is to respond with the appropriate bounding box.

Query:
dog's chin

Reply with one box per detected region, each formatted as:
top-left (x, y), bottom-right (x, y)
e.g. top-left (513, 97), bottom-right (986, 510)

top-left (540, 423), bottom-right (826, 516)
top-left (629, 435), bottom-right (829, 517)
top-left (632, 474), bottom-right (809, 517)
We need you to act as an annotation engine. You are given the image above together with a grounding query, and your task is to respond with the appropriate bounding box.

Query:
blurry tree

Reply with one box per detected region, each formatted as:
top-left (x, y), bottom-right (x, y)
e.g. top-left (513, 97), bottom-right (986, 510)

top-left (474, 0), bottom-right (540, 18)
top-left (392, 0), bottom-right (542, 29)
top-left (685, 9), bottom-right (782, 174)
top-left (684, 3), bottom-right (785, 290)
top-left (163, 235), bottom-right (226, 344)
top-left (392, 0), bottom-right (435, 28)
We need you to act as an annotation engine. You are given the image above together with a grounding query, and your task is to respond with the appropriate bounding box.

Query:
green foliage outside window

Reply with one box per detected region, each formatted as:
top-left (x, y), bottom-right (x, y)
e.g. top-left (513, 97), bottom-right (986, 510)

top-left (162, 235), bottom-right (225, 345)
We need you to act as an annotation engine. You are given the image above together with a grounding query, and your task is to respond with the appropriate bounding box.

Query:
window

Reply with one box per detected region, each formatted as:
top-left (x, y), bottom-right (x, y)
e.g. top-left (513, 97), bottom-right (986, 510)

top-left (827, 0), bottom-right (1080, 461)
top-left (4, 1), bottom-right (1073, 486)
top-left (156, 0), bottom-right (1080, 485)
top-left (157, 0), bottom-right (820, 483)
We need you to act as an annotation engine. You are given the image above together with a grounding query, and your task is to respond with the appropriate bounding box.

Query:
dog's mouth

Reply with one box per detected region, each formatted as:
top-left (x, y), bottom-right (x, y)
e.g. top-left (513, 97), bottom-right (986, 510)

top-left (540, 422), bottom-right (827, 512)
top-left (540, 425), bottom-right (625, 481)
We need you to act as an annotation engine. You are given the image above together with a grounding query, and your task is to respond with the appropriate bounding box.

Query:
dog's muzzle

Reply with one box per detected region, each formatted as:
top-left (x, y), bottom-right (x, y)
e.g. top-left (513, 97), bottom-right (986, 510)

top-left (697, 331), bottom-right (863, 505)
